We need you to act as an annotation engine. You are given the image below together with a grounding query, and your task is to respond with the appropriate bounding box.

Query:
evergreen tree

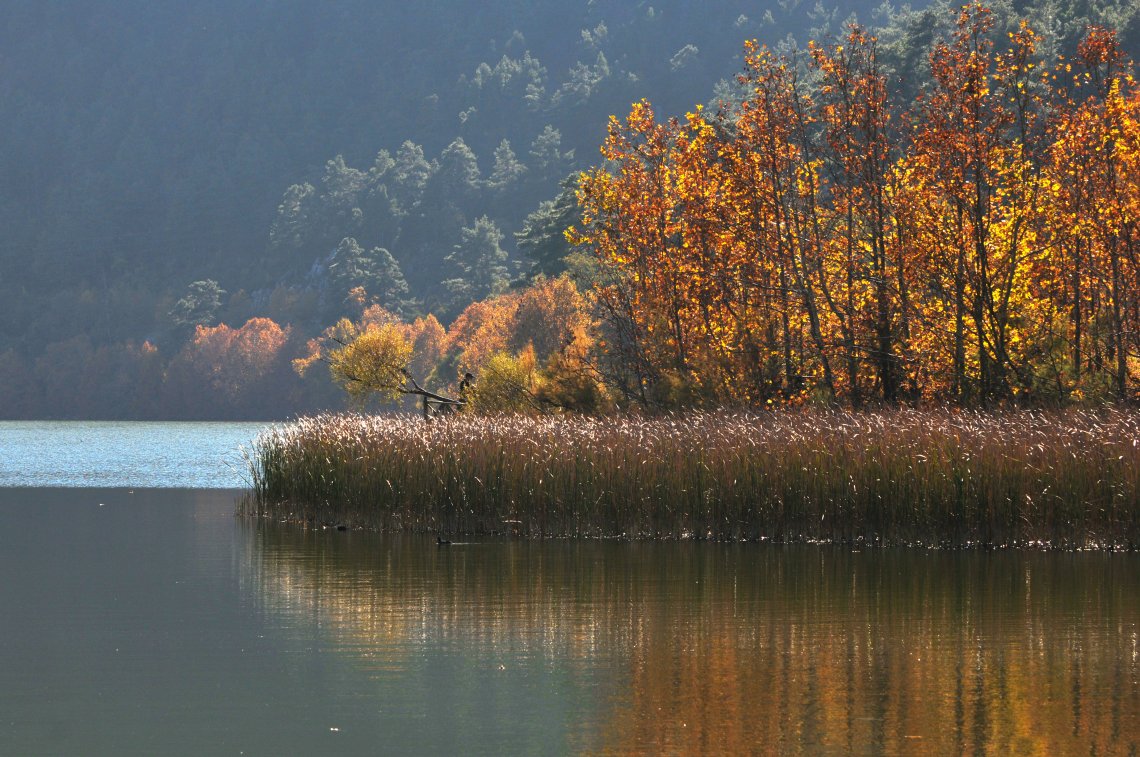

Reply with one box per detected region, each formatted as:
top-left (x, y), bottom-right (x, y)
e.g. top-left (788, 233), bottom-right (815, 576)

top-left (516, 173), bottom-right (581, 278)
top-left (389, 141), bottom-right (435, 213)
top-left (327, 237), bottom-right (413, 316)
top-left (370, 246), bottom-right (415, 317)
top-left (489, 139), bottom-right (527, 189)
top-left (443, 216), bottom-right (510, 306)
top-left (435, 137), bottom-right (482, 193)
top-left (528, 125), bottom-right (573, 183)
top-left (327, 238), bottom-right (373, 302)
top-left (269, 183), bottom-right (317, 253)
top-left (169, 280), bottom-right (226, 330)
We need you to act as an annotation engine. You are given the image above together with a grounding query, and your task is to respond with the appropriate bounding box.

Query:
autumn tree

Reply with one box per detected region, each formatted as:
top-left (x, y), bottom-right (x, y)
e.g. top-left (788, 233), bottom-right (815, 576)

top-left (811, 25), bottom-right (908, 403)
top-left (1045, 26), bottom-right (1140, 400)
top-left (165, 318), bottom-right (293, 418)
top-left (730, 42), bottom-right (837, 402)
top-left (295, 308), bottom-right (464, 416)
top-left (573, 102), bottom-right (683, 404)
top-left (904, 5), bottom-right (1047, 404)
top-left (571, 4), bottom-right (1140, 409)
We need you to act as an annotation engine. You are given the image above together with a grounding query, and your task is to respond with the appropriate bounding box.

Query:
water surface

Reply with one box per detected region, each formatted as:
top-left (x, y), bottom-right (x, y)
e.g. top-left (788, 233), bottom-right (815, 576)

top-left (0, 421), bottom-right (267, 487)
top-left (2, 423), bottom-right (1138, 754)
top-left (1, 487), bottom-right (1136, 755)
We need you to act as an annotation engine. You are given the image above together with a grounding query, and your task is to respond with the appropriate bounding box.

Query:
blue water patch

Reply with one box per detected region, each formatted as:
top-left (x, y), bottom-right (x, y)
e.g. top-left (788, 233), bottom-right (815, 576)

top-left (0, 421), bottom-right (271, 488)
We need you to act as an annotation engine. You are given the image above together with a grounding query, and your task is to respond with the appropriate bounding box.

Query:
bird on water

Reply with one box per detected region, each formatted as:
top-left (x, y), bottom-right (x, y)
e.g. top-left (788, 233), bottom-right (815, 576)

top-left (437, 535), bottom-right (451, 545)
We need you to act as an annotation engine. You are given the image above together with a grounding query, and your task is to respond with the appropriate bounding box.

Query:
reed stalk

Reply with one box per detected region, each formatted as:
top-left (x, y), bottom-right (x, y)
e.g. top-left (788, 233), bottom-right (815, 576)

top-left (243, 408), bottom-right (1140, 548)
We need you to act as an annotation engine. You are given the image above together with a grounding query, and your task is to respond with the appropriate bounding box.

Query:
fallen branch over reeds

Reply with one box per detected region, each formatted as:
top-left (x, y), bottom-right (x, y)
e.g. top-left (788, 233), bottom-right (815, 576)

top-left (244, 409), bottom-right (1140, 548)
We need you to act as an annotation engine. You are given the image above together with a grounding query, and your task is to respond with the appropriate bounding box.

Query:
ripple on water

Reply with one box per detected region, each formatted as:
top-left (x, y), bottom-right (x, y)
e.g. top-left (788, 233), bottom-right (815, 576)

top-left (0, 421), bottom-right (270, 488)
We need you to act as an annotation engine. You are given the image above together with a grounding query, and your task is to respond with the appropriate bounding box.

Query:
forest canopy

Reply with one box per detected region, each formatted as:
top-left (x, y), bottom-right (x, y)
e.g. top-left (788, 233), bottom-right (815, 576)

top-left (574, 5), bottom-right (1140, 408)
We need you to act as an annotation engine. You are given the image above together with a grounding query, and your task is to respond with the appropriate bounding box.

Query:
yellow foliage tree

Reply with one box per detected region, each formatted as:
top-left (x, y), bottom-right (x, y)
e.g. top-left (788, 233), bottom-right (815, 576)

top-left (571, 8), bottom-right (1140, 408)
top-left (295, 317), bottom-right (461, 414)
top-left (464, 347), bottom-right (541, 414)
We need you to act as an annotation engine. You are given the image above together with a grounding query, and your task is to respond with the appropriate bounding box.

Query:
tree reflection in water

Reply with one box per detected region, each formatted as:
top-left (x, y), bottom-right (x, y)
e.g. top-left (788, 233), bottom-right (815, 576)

top-left (245, 523), bottom-right (1140, 755)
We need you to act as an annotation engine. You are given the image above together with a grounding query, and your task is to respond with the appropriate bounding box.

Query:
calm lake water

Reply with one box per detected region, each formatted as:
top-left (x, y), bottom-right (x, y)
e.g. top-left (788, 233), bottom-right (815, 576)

top-left (1, 423), bottom-right (1138, 754)
top-left (0, 421), bottom-right (267, 488)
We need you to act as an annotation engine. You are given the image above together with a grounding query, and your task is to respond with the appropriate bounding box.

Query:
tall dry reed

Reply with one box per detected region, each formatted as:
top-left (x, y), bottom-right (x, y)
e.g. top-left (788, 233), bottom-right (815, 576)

top-left (245, 408), bottom-right (1140, 547)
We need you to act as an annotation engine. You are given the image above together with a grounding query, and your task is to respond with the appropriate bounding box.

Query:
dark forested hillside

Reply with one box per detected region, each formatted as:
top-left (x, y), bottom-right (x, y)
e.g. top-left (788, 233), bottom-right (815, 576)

top-left (1, 0), bottom-right (1137, 417)
top-left (1, 0), bottom-right (913, 351)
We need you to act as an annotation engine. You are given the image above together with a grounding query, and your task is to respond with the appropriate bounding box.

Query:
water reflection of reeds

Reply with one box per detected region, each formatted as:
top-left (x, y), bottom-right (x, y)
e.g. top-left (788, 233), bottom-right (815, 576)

top-left (245, 524), bottom-right (1140, 755)
top-left (247, 409), bottom-right (1140, 547)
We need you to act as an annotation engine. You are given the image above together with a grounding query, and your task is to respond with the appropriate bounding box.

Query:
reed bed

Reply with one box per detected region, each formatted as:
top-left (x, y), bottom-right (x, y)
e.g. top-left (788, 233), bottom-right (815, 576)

top-left (244, 408), bottom-right (1140, 548)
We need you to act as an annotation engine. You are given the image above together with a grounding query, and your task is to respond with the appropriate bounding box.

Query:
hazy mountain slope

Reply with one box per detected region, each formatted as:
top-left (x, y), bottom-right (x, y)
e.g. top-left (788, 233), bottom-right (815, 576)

top-left (2, 0), bottom-right (1135, 358)
top-left (0, 0), bottom-right (904, 350)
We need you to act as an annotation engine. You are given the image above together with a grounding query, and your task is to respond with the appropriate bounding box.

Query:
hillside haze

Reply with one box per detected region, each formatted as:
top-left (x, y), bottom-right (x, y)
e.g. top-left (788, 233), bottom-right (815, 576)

top-left (2, 0), bottom-right (1137, 418)
top-left (1, 0), bottom-right (920, 346)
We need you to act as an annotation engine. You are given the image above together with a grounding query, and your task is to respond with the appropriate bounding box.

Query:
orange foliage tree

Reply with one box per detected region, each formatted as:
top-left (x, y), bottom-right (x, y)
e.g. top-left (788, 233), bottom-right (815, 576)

top-left (572, 7), bottom-right (1140, 408)
top-left (295, 274), bottom-right (604, 414)
top-left (289, 5), bottom-right (1138, 414)
top-left (166, 317), bottom-right (293, 418)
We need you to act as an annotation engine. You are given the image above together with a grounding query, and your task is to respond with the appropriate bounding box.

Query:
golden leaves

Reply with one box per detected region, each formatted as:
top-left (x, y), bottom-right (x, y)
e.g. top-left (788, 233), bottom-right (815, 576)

top-left (569, 7), bottom-right (1140, 406)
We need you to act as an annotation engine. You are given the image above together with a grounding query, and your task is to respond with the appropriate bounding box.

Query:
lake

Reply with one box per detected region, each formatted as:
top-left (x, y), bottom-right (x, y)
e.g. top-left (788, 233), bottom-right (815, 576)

top-left (0, 421), bottom-right (266, 488)
top-left (1, 422), bottom-right (1138, 754)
